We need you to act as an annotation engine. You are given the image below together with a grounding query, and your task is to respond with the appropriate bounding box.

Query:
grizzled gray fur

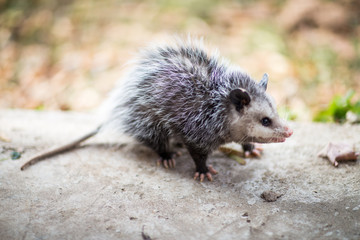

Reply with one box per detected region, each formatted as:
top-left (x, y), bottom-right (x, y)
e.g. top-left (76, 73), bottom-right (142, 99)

top-left (105, 39), bottom-right (292, 178)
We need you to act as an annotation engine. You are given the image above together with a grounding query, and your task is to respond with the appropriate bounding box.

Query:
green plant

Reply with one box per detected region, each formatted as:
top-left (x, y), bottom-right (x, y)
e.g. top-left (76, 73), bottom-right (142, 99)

top-left (278, 106), bottom-right (297, 121)
top-left (314, 90), bottom-right (360, 123)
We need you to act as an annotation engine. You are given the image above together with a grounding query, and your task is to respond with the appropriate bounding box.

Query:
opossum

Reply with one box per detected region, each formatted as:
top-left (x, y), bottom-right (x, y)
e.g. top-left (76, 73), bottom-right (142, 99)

top-left (21, 38), bottom-right (293, 181)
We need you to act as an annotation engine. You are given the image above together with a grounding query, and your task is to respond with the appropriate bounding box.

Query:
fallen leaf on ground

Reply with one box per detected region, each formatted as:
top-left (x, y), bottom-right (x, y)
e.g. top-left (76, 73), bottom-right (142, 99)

top-left (219, 144), bottom-right (246, 165)
top-left (318, 142), bottom-right (359, 167)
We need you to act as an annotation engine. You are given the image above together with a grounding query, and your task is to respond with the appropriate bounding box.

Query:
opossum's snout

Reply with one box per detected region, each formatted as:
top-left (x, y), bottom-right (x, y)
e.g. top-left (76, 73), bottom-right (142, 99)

top-left (254, 126), bottom-right (292, 143)
top-left (283, 126), bottom-right (293, 138)
top-left (269, 125), bottom-right (293, 143)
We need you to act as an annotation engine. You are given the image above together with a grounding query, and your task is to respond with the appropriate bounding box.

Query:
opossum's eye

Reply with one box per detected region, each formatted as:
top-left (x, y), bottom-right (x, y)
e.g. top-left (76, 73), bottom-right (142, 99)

top-left (261, 117), bottom-right (271, 127)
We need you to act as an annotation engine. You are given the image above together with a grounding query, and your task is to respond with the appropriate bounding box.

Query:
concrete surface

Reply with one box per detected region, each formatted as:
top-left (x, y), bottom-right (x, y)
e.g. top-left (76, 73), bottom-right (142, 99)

top-left (0, 109), bottom-right (359, 240)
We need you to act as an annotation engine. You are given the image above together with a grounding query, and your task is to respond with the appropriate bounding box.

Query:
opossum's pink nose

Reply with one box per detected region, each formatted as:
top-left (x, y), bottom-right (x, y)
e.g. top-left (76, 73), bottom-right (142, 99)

top-left (284, 126), bottom-right (293, 137)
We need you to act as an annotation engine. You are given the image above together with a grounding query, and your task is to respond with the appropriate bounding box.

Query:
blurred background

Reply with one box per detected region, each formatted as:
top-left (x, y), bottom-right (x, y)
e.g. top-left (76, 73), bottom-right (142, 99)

top-left (1, 0), bottom-right (359, 122)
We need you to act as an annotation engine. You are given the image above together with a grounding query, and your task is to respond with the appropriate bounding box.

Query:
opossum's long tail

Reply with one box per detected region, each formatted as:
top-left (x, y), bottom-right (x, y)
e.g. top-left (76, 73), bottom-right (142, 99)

top-left (20, 125), bottom-right (102, 171)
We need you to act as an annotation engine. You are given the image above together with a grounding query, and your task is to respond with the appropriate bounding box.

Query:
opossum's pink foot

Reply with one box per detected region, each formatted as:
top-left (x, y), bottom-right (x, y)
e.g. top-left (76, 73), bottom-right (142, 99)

top-left (194, 165), bottom-right (218, 182)
top-left (244, 143), bottom-right (263, 158)
top-left (157, 158), bottom-right (176, 168)
top-left (157, 152), bottom-right (180, 168)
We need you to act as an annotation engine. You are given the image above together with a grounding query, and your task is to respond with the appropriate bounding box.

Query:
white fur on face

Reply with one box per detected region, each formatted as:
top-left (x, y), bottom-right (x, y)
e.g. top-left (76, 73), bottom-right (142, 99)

top-left (247, 100), bottom-right (276, 139)
top-left (228, 95), bottom-right (288, 143)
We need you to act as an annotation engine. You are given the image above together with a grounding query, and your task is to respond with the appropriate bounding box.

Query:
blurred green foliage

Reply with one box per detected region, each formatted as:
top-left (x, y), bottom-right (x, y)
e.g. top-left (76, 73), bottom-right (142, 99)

top-left (157, 0), bottom-right (221, 21)
top-left (278, 106), bottom-right (298, 121)
top-left (314, 90), bottom-right (360, 123)
top-left (245, 23), bottom-right (288, 54)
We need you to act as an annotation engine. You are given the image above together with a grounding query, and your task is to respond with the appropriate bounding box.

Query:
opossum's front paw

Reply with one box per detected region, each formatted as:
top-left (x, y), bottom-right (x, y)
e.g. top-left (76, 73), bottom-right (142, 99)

top-left (243, 143), bottom-right (263, 158)
top-left (158, 158), bottom-right (176, 168)
top-left (194, 165), bottom-right (218, 182)
top-left (157, 152), bottom-right (180, 168)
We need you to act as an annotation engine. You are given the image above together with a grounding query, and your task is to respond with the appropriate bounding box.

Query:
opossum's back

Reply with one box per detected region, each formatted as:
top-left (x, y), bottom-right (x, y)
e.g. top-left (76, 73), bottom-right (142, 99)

top-left (140, 46), bottom-right (214, 85)
top-left (126, 44), bottom-right (219, 107)
top-left (105, 42), bottom-right (226, 135)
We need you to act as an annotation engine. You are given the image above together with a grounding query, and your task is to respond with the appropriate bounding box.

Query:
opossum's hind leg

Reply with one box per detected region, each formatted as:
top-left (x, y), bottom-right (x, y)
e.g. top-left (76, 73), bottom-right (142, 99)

top-left (138, 135), bottom-right (177, 168)
top-left (242, 143), bottom-right (263, 158)
top-left (186, 145), bottom-right (218, 182)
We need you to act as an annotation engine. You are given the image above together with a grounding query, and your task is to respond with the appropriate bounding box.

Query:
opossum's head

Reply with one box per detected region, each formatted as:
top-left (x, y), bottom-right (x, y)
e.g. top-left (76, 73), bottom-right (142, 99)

top-left (228, 73), bottom-right (293, 144)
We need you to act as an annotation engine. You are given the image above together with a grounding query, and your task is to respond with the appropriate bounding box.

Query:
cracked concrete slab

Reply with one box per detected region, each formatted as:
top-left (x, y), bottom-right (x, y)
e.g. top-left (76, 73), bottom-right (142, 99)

top-left (0, 109), bottom-right (359, 239)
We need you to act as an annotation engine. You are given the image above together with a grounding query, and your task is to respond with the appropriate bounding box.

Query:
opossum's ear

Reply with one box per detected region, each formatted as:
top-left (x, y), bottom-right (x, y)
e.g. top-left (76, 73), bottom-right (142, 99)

top-left (230, 88), bottom-right (251, 111)
top-left (259, 73), bottom-right (268, 91)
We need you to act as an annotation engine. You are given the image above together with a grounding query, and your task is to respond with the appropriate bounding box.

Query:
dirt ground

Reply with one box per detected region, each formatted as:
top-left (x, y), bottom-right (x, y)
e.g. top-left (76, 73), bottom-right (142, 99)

top-left (0, 109), bottom-right (359, 239)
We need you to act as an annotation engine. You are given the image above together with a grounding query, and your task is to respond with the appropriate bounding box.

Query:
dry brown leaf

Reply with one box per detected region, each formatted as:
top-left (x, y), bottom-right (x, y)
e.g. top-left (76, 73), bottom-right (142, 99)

top-left (318, 142), bottom-right (359, 167)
